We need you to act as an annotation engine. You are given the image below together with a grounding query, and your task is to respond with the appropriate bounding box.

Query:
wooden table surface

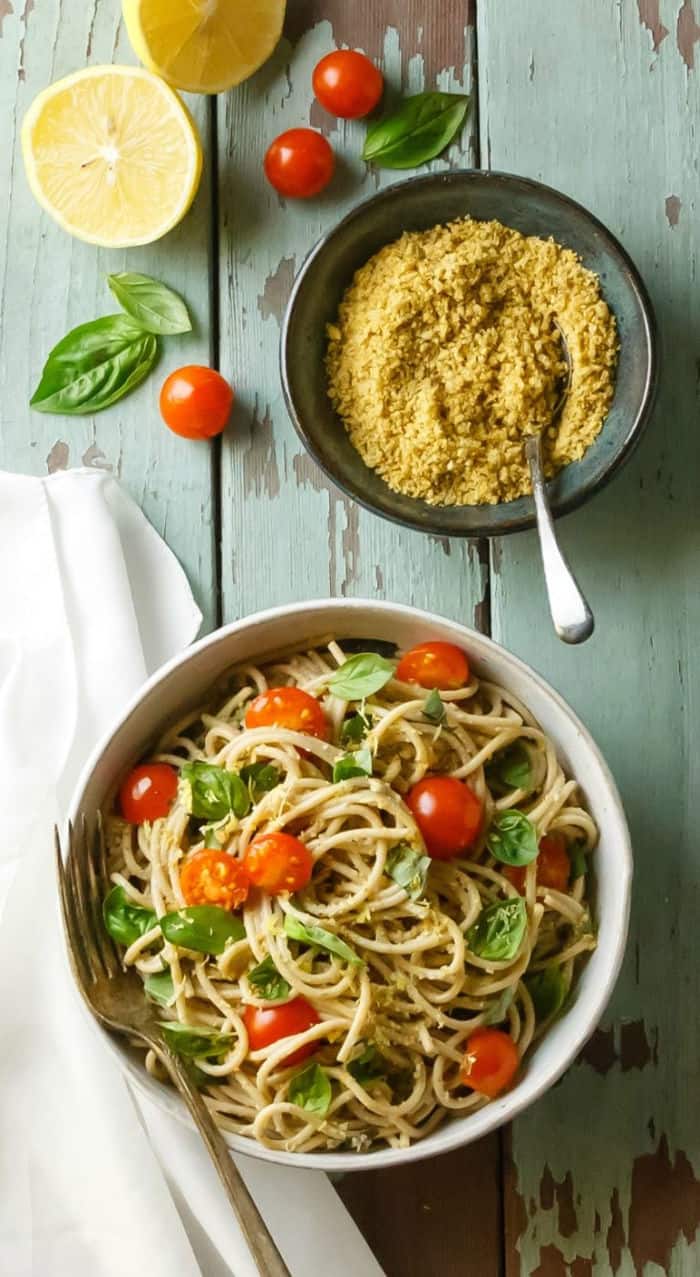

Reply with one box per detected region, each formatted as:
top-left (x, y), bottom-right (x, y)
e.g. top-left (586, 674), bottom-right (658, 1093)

top-left (2, 1), bottom-right (699, 1273)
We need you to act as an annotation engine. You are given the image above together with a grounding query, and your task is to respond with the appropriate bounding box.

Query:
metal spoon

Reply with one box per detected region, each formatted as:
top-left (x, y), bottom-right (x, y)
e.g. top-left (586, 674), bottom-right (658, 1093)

top-left (524, 325), bottom-right (594, 645)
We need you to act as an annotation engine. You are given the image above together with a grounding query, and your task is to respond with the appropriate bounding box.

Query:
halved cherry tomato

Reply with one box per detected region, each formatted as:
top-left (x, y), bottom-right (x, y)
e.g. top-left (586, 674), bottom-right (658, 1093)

top-left (119, 762), bottom-right (178, 824)
top-left (160, 365), bottom-right (233, 439)
top-left (245, 686), bottom-right (329, 740)
top-left (396, 642), bottom-right (470, 690)
top-left (242, 832), bottom-right (313, 895)
top-left (504, 832), bottom-right (570, 895)
top-left (264, 128), bottom-right (334, 198)
top-left (312, 50), bottom-right (384, 119)
top-left (406, 775), bottom-right (483, 860)
top-left (243, 997), bottom-right (320, 1066)
top-left (180, 849), bottom-right (250, 910)
top-left (461, 1028), bottom-right (519, 1098)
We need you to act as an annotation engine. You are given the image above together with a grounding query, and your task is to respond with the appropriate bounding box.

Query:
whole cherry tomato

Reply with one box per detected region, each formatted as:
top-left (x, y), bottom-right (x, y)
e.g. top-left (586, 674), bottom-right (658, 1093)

top-left (160, 365), bottom-right (233, 439)
top-left (243, 997), bottom-right (320, 1066)
top-left (504, 832), bottom-right (570, 895)
top-left (242, 832), bottom-right (314, 895)
top-left (461, 1028), bottom-right (519, 1098)
top-left (396, 641), bottom-right (470, 690)
top-left (406, 775), bottom-right (483, 860)
top-left (119, 762), bottom-right (178, 824)
top-left (263, 128), bottom-right (335, 198)
top-left (180, 849), bottom-right (250, 910)
top-left (312, 50), bottom-right (384, 119)
top-left (245, 686), bottom-right (329, 740)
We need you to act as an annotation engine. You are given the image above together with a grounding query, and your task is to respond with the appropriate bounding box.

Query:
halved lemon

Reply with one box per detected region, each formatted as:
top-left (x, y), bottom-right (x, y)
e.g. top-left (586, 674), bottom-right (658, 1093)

top-left (21, 65), bottom-right (202, 248)
top-left (123, 0), bottom-right (286, 94)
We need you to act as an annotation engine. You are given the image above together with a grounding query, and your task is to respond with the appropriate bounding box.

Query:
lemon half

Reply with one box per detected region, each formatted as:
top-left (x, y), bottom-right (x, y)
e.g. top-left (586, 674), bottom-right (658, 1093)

top-left (123, 0), bottom-right (286, 94)
top-left (21, 65), bottom-right (202, 248)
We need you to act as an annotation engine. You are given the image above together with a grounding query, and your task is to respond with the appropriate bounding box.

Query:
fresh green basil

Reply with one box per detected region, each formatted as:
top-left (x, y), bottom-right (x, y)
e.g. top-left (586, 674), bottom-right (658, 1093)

top-left (569, 844), bottom-right (587, 880)
top-left (486, 743), bottom-right (532, 793)
top-left (159, 1020), bottom-right (234, 1059)
top-left (160, 905), bottom-right (246, 955)
top-left (385, 844), bottom-right (431, 901)
top-left (525, 966), bottom-right (568, 1022)
top-left (363, 90), bottom-right (470, 170)
top-left (328, 653), bottom-right (395, 701)
top-left (240, 762), bottom-right (282, 803)
top-left (284, 913), bottom-right (364, 966)
top-left (103, 885), bottom-right (156, 947)
top-left (107, 272), bottom-right (192, 335)
top-left (482, 986), bottom-right (516, 1027)
top-left (288, 1062), bottom-right (332, 1117)
top-left (30, 315), bottom-right (158, 415)
top-left (487, 810), bottom-right (539, 867)
top-left (347, 1044), bottom-right (386, 1086)
top-left (181, 761), bottom-right (251, 821)
top-left (466, 897), bottom-right (528, 962)
top-left (339, 639), bottom-right (397, 659)
top-left (423, 689), bottom-right (446, 724)
top-left (332, 747), bottom-right (372, 783)
top-left (144, 968), bottom-right (176, 1007)
top-left (340, 711), bottom-right (372, 745)
top-left (248, 956), bottom-right (291, 1001)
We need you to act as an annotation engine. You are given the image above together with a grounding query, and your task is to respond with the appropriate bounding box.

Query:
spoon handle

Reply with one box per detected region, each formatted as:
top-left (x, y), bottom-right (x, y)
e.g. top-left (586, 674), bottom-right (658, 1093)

top-left (524, 434), bottom-right (594, 645)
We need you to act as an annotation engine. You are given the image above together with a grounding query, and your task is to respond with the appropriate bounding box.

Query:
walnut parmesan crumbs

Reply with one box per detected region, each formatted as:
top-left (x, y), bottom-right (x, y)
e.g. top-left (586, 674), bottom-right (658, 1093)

top-left (325, 217), bottom-right (618, 506)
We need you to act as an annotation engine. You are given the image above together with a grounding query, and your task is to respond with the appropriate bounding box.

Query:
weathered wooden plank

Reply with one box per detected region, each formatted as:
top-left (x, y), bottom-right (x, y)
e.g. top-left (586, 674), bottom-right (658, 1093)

top-left (479, 1), bottom-right (700, 1272)
top-left (0, 0), bottom-right (217, 631)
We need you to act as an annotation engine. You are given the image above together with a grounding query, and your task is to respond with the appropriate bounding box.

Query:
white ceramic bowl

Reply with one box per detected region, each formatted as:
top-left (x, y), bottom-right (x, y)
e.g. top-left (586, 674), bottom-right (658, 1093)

top-left (69, 599), bottom-right (632, 1172)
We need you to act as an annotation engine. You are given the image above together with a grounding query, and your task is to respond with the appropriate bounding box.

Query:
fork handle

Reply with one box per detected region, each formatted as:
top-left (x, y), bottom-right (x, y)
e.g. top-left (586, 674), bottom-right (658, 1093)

top-left (158, 1046), bottom-right (292, 1277)
top-left (525, 434), bottom-right (595, 644)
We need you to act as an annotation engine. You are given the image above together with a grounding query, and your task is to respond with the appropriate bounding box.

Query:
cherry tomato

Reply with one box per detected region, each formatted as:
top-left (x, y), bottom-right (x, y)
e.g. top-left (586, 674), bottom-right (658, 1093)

top-left (263, 128), bottom-right (335, 198)
top-left (160, 365), bottom-right (233, 439)
top-left (180, 849), bottom-right (250, 910)
top-left (243, 997), bottom-right (320, 1066)
top-left (396, 642), bottom-right (470, 690)
top-left (119, 762), bottom-right (178, 824)
top-left (460, 1028), bottom-right (519, 1098)
top-left (245, 686), bottom-right (329, 740)
top-left (312, 50), bottom-right (384, 119)
top-left (406, 776), bottom-right (483, 860)
top-left (504, 832), bottom-right (570, 895)
top-left (242, 832), bottom-right (314, 895)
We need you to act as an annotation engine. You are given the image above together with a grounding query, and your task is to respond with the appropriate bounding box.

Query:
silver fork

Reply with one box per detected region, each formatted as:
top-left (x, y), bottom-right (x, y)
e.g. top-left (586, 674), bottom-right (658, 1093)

top-left (55, 816), bottom-right (291, 1277)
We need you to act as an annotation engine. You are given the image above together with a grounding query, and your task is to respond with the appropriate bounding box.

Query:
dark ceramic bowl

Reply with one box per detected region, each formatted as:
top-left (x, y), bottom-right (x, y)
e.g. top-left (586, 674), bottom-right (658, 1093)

top-left (280, 170), bottom-right (658, 538)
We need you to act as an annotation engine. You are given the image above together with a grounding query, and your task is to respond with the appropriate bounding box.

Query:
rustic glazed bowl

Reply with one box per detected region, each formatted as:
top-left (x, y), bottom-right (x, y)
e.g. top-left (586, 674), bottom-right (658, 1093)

top-left (280, 170), bottom-right (658, 538)
top-left (69, 598), bottom-right (632, 1171)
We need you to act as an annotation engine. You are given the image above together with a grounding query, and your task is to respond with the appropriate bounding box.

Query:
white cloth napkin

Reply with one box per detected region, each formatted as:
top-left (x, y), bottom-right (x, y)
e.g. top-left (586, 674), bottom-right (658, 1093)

top-left (0, 469), bottom-right (383, 1277)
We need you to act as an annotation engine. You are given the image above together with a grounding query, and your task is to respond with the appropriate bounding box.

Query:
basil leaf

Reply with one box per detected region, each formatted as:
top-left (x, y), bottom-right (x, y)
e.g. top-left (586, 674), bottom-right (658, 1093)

top-left (160, 905), bottom-right (246, 955)
top-left (482, 986), bottom-right (516, 1027)
top-left (423, 689), bottom-right (446, 724)
top-left (363, 91), bottom-right (470, 170)
top-left (328, 653), bottom-right (395, 701)
top-left (486, 744), bottom-right (532, 793)
top-left (240, 762), bottom-right (282, 802)
top-left (332, 747), bottom-right (372, 783)
top-left (107, 272), bottom-right (192, 335)
top-left (466, 897), bottom-right (528, 962)
top-left (30, 315), bottom-right (158, 415)
top-left (144, 968), bottom-right (176, 1007)
top-left (348, 1044), bottom-right (386, 1086)
top-left (569, 844), bottom-right (587, 880)
top-left (284, 913), bottom-right (364, 966)
top-left (159, 1020), bottom-right (234, 1059)
top-left (487, 810), bottom-right (539, 867)
top-left (385, 844), bottom-right (431, 901)
top-left (340, 711), bottom-right (371, 745)
top-left (525, 966), bottom-right (567, 1022)
top-left (181, 761), bottom-right (250, 821)
top-left (339, 638), bottom-right (398, 659)
top-left (103, 885), bottom-right (156, 946)
top-left (288, 1062), bottom-right (332, 1117)
top-left (248, 955), bottom-right (291, 1001)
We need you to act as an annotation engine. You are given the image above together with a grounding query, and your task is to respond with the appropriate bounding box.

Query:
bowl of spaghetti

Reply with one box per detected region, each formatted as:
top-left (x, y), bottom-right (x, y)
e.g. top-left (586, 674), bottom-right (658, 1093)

top-left (69, 599), bottom-right (631, 1171)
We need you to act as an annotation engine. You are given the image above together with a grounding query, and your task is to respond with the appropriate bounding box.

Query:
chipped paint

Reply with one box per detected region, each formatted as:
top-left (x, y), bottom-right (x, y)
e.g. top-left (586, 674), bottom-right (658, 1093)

top-left (665, 192), bottom-right (681, 225)
top-left (576, 1020), bottom-right (658, 1075)
top-left (17, 0), bottom-right (33, 80)
top-left (677, 0), bottom-right (700, 67)
top-left (46, 440), bottom-right (68, 473)
top-left (629, 1137), bottom-right (700, 1274)
top-left (81, 444), bottom-right (112, 470)
top-left (637, 0), bottom-right (669, 51)
top-left (257, 256), bottom-right (297, 323)
top-left (242, 405), bottom-right (281, 500)
top-left (0, 0), bottom-right (13, 37)
top-left (607, 1187), bottom-right (624, 1272)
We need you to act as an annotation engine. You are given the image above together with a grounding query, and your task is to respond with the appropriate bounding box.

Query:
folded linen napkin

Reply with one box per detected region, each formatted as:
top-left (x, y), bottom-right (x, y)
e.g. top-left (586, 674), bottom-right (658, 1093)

top-left (0, 468), bottom-right (383, 1277)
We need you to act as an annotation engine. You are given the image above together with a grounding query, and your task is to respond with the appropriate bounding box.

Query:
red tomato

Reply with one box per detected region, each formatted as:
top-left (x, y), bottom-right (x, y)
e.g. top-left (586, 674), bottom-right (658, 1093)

top-left (406, 776), bottom-right (483, 860)
top-left (180, 849), bottom-right (250, 910)
top-left (312, 50), bottom-right (384, 119)
top-left (119, 763), bottom-right (178, 824)
top-left (242, 832), bottom-right (313, 895)
top-left (504, 832), bottom-right (570, 895)
top-left (160, 366), bottom-right (233, 439)
top-left (396, 642), bottom-right (470, 690)
top-left (461, 1028), bottom-right (519, 1098)
top-left (244, 997), bottom-right (320, 1066)
top-left (263, 128), bottom-right (335, 198)
top-left (245, 687), bottom-right (329, 740)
